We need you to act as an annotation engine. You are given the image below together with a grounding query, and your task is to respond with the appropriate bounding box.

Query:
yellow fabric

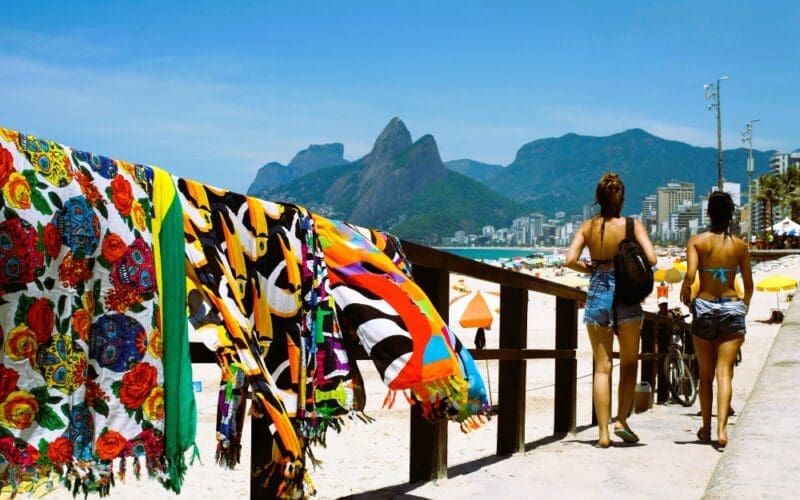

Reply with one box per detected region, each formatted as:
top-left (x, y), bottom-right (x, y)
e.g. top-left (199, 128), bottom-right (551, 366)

top-left (152, 166), bottom-right (176, 326)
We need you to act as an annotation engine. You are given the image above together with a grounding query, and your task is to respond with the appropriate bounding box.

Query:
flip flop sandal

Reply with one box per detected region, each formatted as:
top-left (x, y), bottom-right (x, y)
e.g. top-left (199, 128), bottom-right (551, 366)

top-left (614, 428), bottom-right (640, 444)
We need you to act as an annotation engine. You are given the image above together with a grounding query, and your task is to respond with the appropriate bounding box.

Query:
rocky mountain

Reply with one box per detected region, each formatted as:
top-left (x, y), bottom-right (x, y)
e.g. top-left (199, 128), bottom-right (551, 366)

top-left (444, 159), bottom-right (503, 182)
top-left (255, 118), bottom-right (523, 243)
top-left (483, 129), bottom-right (775, 215)
top-left (246, 142), bottom-right (348, 195)
top-left (250, 122), bottom-right (778, 242)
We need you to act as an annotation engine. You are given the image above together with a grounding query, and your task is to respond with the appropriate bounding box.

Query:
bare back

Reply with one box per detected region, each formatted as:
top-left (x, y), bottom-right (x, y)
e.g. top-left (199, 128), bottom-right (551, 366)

top-left (565, 216), bottom-right (657, 272)
top-left (584, 217), bottom-right (627, 264)
top-left (686, 231), bottom-right (753, 302)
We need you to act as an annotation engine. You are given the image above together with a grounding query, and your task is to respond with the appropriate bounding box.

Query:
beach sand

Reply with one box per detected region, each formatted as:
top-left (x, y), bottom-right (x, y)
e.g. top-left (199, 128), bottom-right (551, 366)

top-left (40, 255), bottom-right (798, 499)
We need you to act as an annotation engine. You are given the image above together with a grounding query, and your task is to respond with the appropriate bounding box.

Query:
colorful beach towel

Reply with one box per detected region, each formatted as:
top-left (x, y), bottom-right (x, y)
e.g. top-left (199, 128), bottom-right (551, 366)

top-left (0, 128), bottom-right (173, 495)
top-left (178, 180), bottom-right (356, 497)
top-left (314, 215), bottom-right (489, 425)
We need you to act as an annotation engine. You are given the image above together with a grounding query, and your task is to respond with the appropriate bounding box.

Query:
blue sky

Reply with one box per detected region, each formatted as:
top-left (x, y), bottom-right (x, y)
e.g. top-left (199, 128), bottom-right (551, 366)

top-left (1, 1), bottom-right (797, 193)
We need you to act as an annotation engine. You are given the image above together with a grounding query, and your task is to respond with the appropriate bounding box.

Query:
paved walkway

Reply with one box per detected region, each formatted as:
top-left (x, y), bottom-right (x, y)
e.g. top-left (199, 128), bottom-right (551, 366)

top-left (340, 296), bottom-right (791, 499)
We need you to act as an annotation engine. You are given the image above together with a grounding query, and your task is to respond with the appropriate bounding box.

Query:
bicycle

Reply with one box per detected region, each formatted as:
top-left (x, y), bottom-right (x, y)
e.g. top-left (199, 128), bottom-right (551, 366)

top-left (663, 315), bottom-right (698, 407)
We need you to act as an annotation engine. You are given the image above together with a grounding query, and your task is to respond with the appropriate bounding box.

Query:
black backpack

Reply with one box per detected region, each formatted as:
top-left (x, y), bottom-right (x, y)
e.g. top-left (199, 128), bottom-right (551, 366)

top-left (613, 217), bottom-right (653, 306)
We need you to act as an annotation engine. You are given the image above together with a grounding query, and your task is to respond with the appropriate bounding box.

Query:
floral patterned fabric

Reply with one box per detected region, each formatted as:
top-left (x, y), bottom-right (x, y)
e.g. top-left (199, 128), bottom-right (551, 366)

top-left (0, 128), bottom-right (168, 496)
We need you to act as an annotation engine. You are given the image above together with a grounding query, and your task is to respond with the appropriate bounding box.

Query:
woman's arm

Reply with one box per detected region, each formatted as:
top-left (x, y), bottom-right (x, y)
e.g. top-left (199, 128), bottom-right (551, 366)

top-left (634, 218), bottom-right (657, 266)
top-left (739, 238), bottom-right (754, 310)
top-left (680, 235), bottom-right (699, 307)
top-left (565, 220), bottom-right (592, 274)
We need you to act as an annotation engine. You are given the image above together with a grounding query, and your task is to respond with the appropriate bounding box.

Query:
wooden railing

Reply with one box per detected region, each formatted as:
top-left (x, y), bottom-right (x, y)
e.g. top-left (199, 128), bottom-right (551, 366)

top-left (189, 241), bottom-right (684, 497)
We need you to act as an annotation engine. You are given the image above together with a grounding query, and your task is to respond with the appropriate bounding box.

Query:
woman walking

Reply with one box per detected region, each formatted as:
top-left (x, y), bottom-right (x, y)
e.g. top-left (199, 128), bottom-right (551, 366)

top-left (566, 172), bottom-right (657, 447)
top-left (680, 191), bottom-right (753, 447)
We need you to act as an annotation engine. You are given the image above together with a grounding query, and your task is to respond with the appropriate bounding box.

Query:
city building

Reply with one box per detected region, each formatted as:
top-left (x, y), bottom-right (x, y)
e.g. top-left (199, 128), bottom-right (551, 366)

top-left (529, 213), bottom-right (545, 246)
top-left (769, 152), bottom-right (800, 175)
top-left (656, 181), bottom-right (695, 228)
top-left (641, 194), bottom-right (657, 234)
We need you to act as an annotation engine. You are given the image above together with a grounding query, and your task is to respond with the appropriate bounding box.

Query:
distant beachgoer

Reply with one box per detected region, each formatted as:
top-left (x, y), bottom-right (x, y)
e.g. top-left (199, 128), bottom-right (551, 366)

top-left (565, 172), bottom-right (657, 448)
top-left (680, 190), bottom-right (753, 447)
top-left (657, 296), bottom-right (669, 315)
top-left (656, 281), bottom-right (669, 300)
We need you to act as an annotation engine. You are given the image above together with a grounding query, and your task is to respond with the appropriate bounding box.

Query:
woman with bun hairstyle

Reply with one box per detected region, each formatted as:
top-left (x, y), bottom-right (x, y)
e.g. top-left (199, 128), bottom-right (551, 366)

top-left (566, 172), bottom-right (657, 448)
top-left (680, 190), bottom-right (753, 447)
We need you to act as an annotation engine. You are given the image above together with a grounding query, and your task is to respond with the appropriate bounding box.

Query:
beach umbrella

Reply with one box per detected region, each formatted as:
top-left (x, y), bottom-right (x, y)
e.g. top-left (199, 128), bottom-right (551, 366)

top-left (452, 290), bottom-right (500, 329)
top-left (756, 275), bottom-right (797, 309)
top-left (673, 261), bottom-right (687, 273)
top-left (654, 267), bottom-right (683, 284)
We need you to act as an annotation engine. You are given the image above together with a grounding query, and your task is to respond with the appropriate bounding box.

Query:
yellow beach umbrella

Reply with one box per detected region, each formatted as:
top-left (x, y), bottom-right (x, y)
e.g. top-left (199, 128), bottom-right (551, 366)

top-left (756, 275), bottom-right (798, 309)
top-left (654, 267), bottom-right (683, 284)
top-left (756, 275), bottom-right (797, 291)
top-left (673, 261), bottom-right (687, 273)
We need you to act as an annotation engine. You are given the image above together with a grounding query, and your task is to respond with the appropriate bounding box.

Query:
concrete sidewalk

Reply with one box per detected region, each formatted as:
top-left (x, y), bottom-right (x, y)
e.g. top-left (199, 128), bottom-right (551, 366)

top-left (342, 297), bottom-right (787, 500)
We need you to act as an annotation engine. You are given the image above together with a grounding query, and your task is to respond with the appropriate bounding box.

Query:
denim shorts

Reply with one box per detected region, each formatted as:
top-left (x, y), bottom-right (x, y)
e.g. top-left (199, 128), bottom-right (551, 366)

top-left (691, 297), bottom-right (747, 340)
top-left (583, 269), bottom-right (642, 328)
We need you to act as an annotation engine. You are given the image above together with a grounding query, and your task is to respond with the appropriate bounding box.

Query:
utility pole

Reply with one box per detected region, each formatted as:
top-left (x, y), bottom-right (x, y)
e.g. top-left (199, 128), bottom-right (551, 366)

top-left (742, 119), bottom-right (759, 244)
top-left (705, 76), bottom-right (729, 190)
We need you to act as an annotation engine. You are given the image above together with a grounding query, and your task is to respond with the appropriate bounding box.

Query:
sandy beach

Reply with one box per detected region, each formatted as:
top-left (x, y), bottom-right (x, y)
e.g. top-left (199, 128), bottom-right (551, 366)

top-left (39, 254), bottom-right (797, 500)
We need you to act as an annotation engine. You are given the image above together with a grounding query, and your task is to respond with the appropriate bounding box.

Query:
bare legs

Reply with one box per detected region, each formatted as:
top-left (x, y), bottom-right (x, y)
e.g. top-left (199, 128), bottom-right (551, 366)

top-left (692, 334), bottom-right (745, 446)
top-left (588, 324), bottom-right (613, 447)
top-left (615, 321), bottom-right (641, 434)
top-left (693, 336), bottom-right (715, 441)
top-left (588, 321), bottom-right (641, 446)
top-left (715, 336), bottom-right (744, 446)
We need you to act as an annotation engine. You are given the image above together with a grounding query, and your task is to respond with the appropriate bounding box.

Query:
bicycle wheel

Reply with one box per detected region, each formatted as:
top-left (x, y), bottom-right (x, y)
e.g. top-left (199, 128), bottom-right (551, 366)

top-left (664, 349), bottom-right (697, 407)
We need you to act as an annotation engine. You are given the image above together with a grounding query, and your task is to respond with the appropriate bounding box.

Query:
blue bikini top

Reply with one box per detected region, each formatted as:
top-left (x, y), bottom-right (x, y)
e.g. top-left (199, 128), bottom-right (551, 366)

top-left (701, 267), bottom-right (736, 284)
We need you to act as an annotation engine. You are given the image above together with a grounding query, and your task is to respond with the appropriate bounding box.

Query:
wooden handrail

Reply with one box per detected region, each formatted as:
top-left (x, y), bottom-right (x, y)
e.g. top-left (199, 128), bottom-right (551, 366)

top-left (188, 241), bottom-right (692, 498)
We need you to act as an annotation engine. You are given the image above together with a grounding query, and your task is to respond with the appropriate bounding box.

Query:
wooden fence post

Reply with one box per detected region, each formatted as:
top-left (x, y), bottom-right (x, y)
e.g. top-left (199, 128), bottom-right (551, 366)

top-left (409, 264), bottom-right (449, 481)
top-left (656, 320), bottom-right (670, 403)
top-left (497, 286), bottom-right (528, 455)
top-left (250, 413), bottom-right (271, 499)
top-left (554, 297), bottom-right (577, 434)
top-left (641, 318), bottom-right (656, 387)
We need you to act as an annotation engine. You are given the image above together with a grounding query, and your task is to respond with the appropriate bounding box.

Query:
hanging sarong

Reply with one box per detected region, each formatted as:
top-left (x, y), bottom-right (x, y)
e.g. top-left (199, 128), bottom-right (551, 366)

top-left (151, 167), bottom-right (198, 492)
top-left (177, 180), bottom-right (354, 498)
top-left (314, 215), bottom-right (489, 426)
top-left (0, 128), bottom-right (172, 495)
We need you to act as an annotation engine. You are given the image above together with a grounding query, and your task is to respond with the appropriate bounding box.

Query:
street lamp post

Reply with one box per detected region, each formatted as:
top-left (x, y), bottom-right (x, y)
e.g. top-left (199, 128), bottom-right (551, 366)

top-left (705, 76), bottom-right (729, 190)
top-left (742, 119), bottom-right (759, 244)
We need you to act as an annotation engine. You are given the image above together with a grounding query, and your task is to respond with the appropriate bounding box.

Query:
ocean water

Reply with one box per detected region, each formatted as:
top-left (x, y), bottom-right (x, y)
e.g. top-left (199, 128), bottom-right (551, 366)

top-left (437, 247), bottom-right (561, 261)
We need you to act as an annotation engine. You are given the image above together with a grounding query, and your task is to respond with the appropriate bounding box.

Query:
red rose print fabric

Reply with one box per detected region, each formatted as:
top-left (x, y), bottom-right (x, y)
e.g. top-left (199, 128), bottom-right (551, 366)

top-left (0, 128), bottom-right (166, 496)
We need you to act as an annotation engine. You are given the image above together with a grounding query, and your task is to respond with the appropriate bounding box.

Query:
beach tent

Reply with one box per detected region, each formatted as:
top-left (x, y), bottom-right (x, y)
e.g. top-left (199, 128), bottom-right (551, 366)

top-left (772, 217), bottom-right (800, 236)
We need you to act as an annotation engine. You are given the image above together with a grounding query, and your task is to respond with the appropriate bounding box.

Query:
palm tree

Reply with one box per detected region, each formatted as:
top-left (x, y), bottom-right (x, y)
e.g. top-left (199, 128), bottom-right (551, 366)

top-left (783, 166), bottom-right (800, 221)
top-left (756, 173), bottom-right (783, 239)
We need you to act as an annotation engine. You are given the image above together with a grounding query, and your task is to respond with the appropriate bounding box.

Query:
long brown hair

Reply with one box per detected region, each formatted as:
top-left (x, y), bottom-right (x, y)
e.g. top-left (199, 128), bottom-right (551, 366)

top-left (594, 172), bottom-right (625, 243)
top-left (707, 190), bottom-right (735, 237)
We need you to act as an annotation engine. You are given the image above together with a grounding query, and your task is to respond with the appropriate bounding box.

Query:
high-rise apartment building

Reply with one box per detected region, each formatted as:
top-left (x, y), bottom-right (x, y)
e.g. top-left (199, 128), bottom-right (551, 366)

top-left (656, 181), bottom-right (695, 227)
top-left (641, 194), bottom-right (657, 233)
top-left (769, 152), bottom-right (800, 175)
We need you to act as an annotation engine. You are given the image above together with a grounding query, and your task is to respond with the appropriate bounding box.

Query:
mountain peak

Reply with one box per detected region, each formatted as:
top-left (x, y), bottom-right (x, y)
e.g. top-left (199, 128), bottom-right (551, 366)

top-left (287, 143), bottom-right (346, 170)
top-left (365, 118), bottom-right (413, 165)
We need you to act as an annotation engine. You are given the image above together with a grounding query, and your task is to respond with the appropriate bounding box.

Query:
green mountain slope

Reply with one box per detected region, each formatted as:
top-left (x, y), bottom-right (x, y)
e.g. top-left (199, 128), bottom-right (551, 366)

top-left (486, 128), bottom-right (774, 214)
top-left (444, 159), bottom-right (503, 182)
